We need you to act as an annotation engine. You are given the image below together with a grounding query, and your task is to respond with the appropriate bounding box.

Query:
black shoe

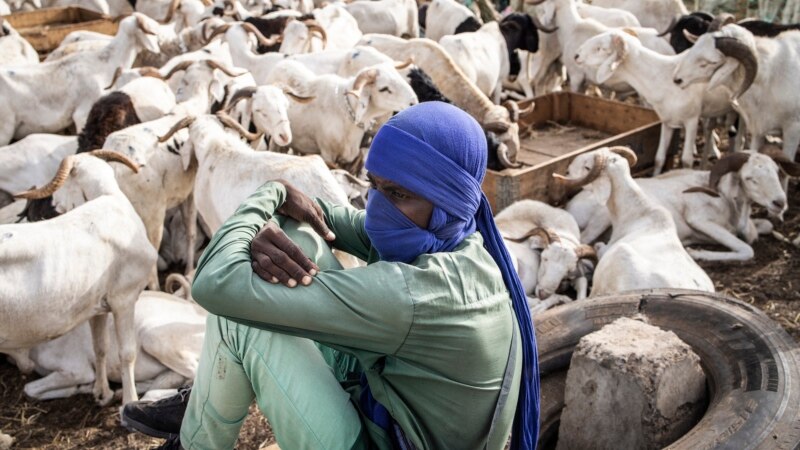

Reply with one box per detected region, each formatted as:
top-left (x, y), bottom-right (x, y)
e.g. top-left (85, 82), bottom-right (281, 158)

top-left (122, 385), bottom-right (192, 439)
top-left (152, 434), bottom-right (183, 450)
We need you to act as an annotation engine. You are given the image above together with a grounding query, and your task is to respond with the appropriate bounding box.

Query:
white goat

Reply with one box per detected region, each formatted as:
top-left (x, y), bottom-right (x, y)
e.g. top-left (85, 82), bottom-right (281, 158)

top-left (155, 114), bottom-right (352, 232)
top-left (673, 25), bottom-right (800, 180)
top-left (568, 149), bottom-right (798, 260)
top-left (527, 0), bottom-right (674, 93)
top-left (345, 0), bottom-right (418, 38)
top-left (554, 146), bottom-right (715, 295)
top-left (0, 18), bottom-right (39, 66)
top-left (575, 29), bottom-right (732, 174)
top-left (0, 14), bottom-right (162, 145)
top-left (2, 151), bottom-right (157, 405)
top-left (496, 199), bottom-right (596, 301)
top-left (264, 61), bottom-right (418, 171)
top-left (23, 289), bottom-right (205, 401)
top-left (280, 4), bottom-right (362, 54)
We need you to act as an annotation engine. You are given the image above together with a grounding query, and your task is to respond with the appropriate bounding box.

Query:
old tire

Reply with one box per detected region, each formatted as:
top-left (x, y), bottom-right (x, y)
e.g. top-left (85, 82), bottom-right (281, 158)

top-left (534, 289), bottom-right (800, 450)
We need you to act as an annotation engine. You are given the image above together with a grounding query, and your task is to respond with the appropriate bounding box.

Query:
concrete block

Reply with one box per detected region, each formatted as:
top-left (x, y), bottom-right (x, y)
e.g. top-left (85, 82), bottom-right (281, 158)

top-left (557, 317), bottom-right (706, 450)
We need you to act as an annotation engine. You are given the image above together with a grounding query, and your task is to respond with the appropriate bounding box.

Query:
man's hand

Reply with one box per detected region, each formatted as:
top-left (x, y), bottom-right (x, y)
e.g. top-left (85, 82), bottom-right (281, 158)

top-left (250, 181), bottom-right (336, 287)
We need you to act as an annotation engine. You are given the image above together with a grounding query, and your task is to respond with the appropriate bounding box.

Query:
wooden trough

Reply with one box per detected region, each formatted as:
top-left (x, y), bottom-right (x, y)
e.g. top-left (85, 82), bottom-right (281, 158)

top-left (482, 92), bottom-right (675, 212)
top-left (2, 7), bottom-right (118, 56)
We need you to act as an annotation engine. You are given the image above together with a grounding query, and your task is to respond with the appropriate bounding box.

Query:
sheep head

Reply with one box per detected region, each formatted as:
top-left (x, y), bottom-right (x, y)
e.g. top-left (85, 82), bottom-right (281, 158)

top-left (576, 30), bottom-right (631, 84)
top-left (346, 66), bottom-right (418, 125)
top-left (553, 146), bottom-right (637, 189)
top-left (672, 25), bottom-right (758, 100)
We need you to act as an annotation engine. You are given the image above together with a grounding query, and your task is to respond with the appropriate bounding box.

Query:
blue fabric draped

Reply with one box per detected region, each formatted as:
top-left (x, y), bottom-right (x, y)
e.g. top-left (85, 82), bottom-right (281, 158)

top-left (363, 102), bottom-right (540, 449)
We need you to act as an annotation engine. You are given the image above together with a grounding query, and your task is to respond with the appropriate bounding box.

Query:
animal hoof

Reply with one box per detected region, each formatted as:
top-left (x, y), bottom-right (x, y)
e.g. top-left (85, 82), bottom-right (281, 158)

top-left (94, 387), bottom-right (114, 406)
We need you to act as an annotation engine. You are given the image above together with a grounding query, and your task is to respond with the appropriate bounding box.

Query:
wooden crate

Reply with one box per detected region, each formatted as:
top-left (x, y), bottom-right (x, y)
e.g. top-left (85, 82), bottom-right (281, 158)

top-left (3, 7), bottom-right (118, 55)
top-left (482, 92), bottom-right (675, 212)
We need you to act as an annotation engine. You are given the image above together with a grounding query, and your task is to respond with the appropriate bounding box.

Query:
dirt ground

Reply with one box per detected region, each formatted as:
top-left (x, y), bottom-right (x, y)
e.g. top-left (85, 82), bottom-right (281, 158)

top-left (1, 181), bottom-right (799, 449)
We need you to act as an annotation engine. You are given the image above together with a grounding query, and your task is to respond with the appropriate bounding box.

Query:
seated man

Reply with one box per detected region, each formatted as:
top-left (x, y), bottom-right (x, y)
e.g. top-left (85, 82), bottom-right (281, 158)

top-left (125, 102), bottom-right (540, 449)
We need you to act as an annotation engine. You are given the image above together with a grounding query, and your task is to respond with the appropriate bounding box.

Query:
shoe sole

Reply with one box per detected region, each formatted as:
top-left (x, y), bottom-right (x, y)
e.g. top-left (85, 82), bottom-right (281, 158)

top-left (122, 413), bottom-right (178, 440)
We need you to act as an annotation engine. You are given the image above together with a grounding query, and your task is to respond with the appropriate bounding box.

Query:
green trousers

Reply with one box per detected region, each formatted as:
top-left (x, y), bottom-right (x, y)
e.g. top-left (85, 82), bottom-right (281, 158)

top-left (180, 220), bottom-right (372, 450)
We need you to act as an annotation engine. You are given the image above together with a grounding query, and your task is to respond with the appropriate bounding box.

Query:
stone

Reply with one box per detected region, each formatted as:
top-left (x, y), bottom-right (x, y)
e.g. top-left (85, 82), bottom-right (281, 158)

top-left (556, 317), bottom-right (707, 450)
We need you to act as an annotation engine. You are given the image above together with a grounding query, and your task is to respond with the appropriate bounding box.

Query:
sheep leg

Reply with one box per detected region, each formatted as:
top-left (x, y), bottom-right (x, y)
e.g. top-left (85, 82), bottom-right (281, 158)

top-left (681, 119), bottom-right (699, 169)
top-left (685, 219), bottom-right (755, 261)
top-left (730, 115), bottom-right (746, 153)
top-left (5, 348), bottom-right (34, 374)
top-left (112, 301), bottom-right (139, 405)
top-left (574, 275), bottom-right (588, 300)
top-left (702, 118), bottom-right (721, 167)
top-left (88, 313), bottom-right (113, 405)
top-left (653, 123), bottom-right (675, 175)
top-left (529, 294), bottom-right (572, 317)
top-left (181, 193), bottom-right (198, 274)
top-left (146, 206), bottom-right (167, 290)
top-left (23, 370), bottom-right (94, 401)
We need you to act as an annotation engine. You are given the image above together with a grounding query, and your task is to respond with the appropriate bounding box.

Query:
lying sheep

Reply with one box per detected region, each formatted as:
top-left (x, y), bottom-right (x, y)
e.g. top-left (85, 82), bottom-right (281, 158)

top-left (21, 287), bottom-right (205, 402)
top-left (0, 18), bottom-right (38, 66)
top-left (2, 151), bottom-right (157, 405)
top-left (555, 147), bottom-right (715, 295)
top-left (496, 199), bottom-right (596, 302)
top-left (567, 148), bottom-right (799, 262)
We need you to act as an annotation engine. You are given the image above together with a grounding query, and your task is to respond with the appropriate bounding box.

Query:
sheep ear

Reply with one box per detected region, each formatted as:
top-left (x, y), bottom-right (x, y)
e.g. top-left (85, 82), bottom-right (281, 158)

top-left (596, 35), bottom-right (626, 84)
top-left (708, 57), bottom-right (740, 93)
top-left (180, 140), bottom-right (194, 171)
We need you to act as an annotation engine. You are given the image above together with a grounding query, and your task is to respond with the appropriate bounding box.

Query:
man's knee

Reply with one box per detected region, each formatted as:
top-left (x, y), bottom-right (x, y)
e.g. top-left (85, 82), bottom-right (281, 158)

top-left (278, 218), bottom-right (344, 271)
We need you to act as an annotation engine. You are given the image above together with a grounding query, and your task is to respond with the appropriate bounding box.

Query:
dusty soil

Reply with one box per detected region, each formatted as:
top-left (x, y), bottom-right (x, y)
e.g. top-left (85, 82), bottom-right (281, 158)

top-left (1, 183), bottom-right (798, 449)
top-left (518, 121), bottom-right (612, 166)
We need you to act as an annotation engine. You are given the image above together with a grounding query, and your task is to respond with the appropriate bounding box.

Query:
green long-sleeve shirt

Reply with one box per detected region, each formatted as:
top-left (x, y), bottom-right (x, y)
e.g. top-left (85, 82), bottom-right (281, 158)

top-left (192, 181), bottom-right (522, 450)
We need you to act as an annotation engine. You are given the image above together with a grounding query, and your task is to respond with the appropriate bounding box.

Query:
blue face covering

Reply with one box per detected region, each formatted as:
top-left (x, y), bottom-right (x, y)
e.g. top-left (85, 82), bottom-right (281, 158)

top-left (363, 102), bottom-right (540, 449)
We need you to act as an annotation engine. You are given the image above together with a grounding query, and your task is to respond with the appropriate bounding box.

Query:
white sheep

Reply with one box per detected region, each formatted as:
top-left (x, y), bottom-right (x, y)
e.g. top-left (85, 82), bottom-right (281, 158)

top-left (344, 0), bottom-right (418, 38)
top-left (568, 148), bottom-right (798, 261)
top-left (0, 134), bottom-right (77, 202)
top-left (574, 29), bottom-right (733, 174)
top-left (496, 199), bottom-right (596, 301)
top-left (2, 151), bottom-right (157, 405)
top-left (554, 147), bottom-right (715, 295)
top-left (0, 14), bottom-right (162, 145)
top-left (673, 24), bottom-right (800, 186)
top-left (0, 18), bottom-right (39, 66)
top-left (22, 288), bottom-right (205, 401)
top-left (155, 114), bottom-right (353, 232)
top-left (590, 0), bottom-right (687, 33)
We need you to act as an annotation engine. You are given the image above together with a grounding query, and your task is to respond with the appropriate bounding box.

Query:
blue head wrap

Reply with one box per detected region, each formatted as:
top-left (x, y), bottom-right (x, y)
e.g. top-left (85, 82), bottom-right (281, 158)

top-left (364, 102), bottom-right (540, 449)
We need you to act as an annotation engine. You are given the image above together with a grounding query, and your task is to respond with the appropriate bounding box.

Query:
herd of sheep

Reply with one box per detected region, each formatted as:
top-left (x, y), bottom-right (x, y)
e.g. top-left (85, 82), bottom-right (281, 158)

top-left (0, 0), bottom-right (799, 440)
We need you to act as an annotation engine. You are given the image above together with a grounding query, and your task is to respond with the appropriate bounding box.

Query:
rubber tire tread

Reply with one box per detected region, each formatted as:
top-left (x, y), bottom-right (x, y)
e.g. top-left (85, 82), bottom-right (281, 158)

top-left (534, 289), bottom-right (800, 450)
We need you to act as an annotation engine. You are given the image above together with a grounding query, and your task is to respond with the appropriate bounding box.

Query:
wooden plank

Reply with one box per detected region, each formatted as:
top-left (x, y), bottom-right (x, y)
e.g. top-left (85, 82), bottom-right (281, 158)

top-left (481, 92), bottom-right (673, 212)
top-left (3, 7), bottom-right (116, 53)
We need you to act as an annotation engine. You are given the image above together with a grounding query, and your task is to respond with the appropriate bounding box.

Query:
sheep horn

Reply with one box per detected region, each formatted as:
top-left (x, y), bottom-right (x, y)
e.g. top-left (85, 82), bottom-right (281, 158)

top-left (14, 156), bottom-right (76, 200)
top-left (138, 66), bottom-right (164, 79)
top-left (160, 0), bottom-right (181, 24)
top-left (204, 23), bottom-right (231, 43)
top-left (216, 111), bottom-right (264, 142)
top-left (682, 28), bottom-right (700, 44)
top-left (341, 171), bottom-right (370, 187)
top-left (524, 0), bottom-right (546, 5)
top-left (690, 11), bottom-right (714, 21)
top-left (88, 150), bottom-right (140, 174)
top-left (484, 121), bottom-right (510, 134)
top-left (503, 100), bottom-right (520, 123)
top-left (519, 101), bottom-right (535, 116)
top-left (158, 116), bottom-right (196, 143)
top-left (165, 273), bottom-right (192, 298)
top-left (759, 144), bottom-right (800, 177)
top-left (395, 57), bottom-right (414, 70)
top-left (134, 13), bottom-right (157, 35)
top-left (226, 86), bottom-right (257, 111)
top-left (608, 146), bottom-right (638, 167)
top-left (283, 89), bottom-right (315, 104)
top-left (576, 244), bottom-right (598, 263)
top-left (348, 68), bottom-right (379, 98)
top-left (199, 0), bottom-right (212, 6)
top-left (707, 152), bottom-right (751, 189)
top-left (552, 153), bottom-right (607, 189)
top-left (241, 22), bottom-right (281, 47)
top-left (105, 67), bottom-right (123, 90)
top-left (302, 20), bottom-right (327, 48)
top-left (530, 13), bottom-right (557, 33)
top-left (164, 60), bottom-right (195, 80)
top-left (657, 16), bottom-right (678, 37)
top-left (708, 13), bottom-right (735, 32)
top-left (683, 186), bottom-right (721, 197)
top-left (714, 36), bottom-right (758, 98)
top-left (497, 142), bottom-right (522, 169)
top-left (205, 59), bottom-right (246, 78)
top-left (506, 226), bottom-right (552, 245)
